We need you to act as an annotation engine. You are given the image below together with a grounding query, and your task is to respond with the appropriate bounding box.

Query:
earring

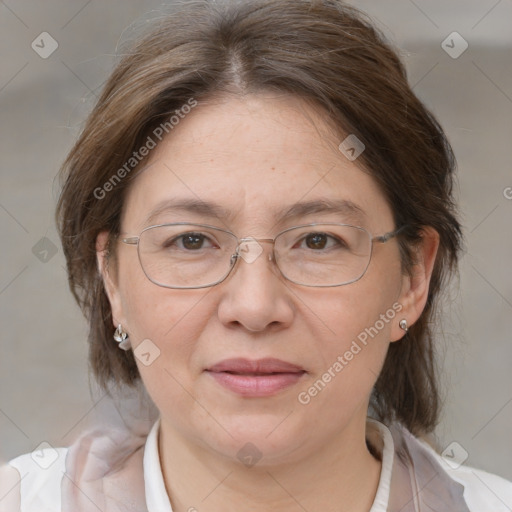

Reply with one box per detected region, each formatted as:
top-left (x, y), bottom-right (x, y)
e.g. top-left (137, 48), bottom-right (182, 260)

top-left (113, 324), bottom-right (131, 351)
top-left (399, 319), bottom-right (408, 333)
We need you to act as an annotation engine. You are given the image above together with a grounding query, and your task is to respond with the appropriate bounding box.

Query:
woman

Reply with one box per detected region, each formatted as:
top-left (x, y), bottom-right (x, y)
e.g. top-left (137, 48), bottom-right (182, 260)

top-left (2, 0), bottom-right (511, 510)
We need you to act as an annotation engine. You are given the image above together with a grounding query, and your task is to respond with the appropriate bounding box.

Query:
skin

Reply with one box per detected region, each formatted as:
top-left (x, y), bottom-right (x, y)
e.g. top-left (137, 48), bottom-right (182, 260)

top-left (97, 92), bottom-right (439, 512)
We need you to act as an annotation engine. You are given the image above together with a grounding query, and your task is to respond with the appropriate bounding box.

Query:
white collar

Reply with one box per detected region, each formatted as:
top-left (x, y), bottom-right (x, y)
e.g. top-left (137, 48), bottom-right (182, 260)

top-left (366, 417), bottom-right (395, 511)
top-left (143, 417), bottom-right (396, 511)
top-left (144, 418), bottom-right (174, 511)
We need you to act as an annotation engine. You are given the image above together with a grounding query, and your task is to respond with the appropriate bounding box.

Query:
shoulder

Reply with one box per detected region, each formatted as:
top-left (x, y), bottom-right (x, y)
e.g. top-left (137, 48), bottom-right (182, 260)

top-left (1, 446), bottom-right (68, 511)
top-left (0, 419), bottom-right (152, 511)
top-left (420, 439), bottom-right (512, 511)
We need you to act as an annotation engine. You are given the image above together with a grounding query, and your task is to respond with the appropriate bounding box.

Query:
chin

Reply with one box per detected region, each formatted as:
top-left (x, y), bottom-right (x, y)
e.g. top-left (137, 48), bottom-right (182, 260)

top-left (191, 412), bottom-right (315, 466)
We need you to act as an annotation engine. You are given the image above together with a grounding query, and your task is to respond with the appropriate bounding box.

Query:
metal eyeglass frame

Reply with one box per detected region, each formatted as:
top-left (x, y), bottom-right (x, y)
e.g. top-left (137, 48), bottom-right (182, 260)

top-left (121, 222), bottom-right (407, 289)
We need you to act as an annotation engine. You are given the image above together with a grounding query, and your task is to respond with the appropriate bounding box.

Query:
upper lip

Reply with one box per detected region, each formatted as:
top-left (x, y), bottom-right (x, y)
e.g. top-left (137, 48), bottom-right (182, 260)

top-left (207, 358), bottom-right (305, 374)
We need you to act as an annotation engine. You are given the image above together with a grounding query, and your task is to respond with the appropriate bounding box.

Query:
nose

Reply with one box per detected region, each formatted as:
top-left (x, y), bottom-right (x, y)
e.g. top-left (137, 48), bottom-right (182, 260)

top-left (216, 238), bottom-right (294, 332)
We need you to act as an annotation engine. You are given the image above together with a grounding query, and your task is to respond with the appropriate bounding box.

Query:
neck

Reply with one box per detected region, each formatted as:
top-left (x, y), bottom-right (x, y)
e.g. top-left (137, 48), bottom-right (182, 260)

top-left (158, 413), bottom-right (382, 512)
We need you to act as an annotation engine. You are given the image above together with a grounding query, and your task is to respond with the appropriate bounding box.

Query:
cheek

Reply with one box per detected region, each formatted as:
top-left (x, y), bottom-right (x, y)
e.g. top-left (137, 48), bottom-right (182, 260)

top-left (297, 259), bottom-right (403, 419)
top-left (121, 284), bottom-right (214, 430)
top-left (296, 301), bottom-right (395, 430)
top-left (304, 265), bottom-right (401, 353)
top-left (122, 284), bottom-right (212, 361)
top-left (116, 250), bottom-right (205, 343)
top-left (116, 255), bottom-right (212, 391)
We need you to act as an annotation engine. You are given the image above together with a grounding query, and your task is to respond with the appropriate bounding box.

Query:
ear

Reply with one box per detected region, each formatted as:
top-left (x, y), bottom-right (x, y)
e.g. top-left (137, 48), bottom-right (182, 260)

top-left (390, 226), bottom-right (440, 342)
top-left (96, 231), bottom-right (126, 329)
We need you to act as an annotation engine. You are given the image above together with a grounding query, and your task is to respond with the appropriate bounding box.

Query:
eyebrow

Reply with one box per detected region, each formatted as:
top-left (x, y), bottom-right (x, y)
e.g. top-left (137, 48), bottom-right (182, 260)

top-left (143, 197), bottom-right (366, 227)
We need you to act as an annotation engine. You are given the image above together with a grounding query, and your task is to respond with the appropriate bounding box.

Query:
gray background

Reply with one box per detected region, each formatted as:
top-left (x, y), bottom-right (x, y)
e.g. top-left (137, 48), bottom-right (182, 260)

top-left (1, 0), bottom-right (511, 484)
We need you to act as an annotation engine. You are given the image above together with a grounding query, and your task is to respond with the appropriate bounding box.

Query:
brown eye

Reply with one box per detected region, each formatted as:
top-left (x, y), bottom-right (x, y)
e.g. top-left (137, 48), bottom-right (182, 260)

top-left (181, 233), bottom-right (206, 250)
top-left (297, 232), bottom-right (346, 251)
top-left (305, 233), bottom-right (328, 250)
top-left (164, 232), bottom-right (215, 251)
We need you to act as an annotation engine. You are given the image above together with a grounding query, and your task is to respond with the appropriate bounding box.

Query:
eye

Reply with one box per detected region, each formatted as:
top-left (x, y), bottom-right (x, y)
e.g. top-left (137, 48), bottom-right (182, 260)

top-left (165, 232), bottom-right (217, 251)
top-left (296, 232), bottom-right (347, 251)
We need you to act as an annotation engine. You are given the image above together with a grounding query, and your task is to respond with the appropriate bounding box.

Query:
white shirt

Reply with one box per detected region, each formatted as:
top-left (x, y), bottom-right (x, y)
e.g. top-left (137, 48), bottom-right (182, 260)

top-left (4, 418), bottom-right (512, 511)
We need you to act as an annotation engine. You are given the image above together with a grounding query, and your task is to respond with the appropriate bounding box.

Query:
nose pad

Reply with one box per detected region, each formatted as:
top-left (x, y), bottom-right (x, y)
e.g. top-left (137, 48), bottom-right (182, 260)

top-left (232, 239), bottom-right (278, 277)
top-left (237, 238), bottom-right (264, 264)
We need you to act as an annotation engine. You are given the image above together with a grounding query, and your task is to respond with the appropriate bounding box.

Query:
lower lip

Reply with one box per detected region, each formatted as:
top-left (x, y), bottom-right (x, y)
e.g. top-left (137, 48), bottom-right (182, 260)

top-left (206, 371), bottom-right (305, 397)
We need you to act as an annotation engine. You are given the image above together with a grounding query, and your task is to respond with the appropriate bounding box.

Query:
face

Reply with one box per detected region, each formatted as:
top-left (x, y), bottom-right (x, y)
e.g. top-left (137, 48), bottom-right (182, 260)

top-left (99, 92), bottom-right (421, 465)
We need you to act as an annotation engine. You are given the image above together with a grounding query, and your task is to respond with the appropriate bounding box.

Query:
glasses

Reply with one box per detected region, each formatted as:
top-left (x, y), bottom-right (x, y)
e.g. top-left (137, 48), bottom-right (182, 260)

top-left (121, 222), bottom-right (404, 289)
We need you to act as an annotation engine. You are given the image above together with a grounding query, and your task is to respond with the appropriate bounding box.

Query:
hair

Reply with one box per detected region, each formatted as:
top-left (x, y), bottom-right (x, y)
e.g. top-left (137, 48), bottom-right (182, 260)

top-left (56, 0), bottom-right (463, 436)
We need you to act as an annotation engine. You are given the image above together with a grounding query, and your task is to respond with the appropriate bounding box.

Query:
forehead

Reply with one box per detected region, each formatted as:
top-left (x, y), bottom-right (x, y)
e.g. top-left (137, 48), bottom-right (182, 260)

top-left (122, 93), bottom-right (393, 233)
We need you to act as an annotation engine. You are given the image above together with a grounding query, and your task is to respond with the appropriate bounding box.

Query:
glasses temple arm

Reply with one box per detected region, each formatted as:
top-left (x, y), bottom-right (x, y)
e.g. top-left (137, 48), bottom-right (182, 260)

top-left (373, 224), bottom-right (408, 243)
top-left (121, 237), bottom-right (139, 245)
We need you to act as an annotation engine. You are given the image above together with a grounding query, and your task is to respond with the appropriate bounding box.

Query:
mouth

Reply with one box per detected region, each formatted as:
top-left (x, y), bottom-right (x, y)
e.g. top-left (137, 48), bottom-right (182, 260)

top-left (220, 371), bottom-right (297, 376)
top-left (207, 357), bottom-right (305, 374)
top-left (205, 358), bottom-right (306, 397)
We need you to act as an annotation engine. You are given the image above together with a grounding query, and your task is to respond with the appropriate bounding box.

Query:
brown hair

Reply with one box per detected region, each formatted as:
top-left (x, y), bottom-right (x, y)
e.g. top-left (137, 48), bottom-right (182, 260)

top-left (56, 0), bottom-right (463, 435)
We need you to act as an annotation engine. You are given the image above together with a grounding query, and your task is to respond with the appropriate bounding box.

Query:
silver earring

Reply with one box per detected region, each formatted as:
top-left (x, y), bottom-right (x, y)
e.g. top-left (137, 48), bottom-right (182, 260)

top-left (399, 319), bottom-right (408, 333)
top-left (113, 324), bottom-right (131, 351)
